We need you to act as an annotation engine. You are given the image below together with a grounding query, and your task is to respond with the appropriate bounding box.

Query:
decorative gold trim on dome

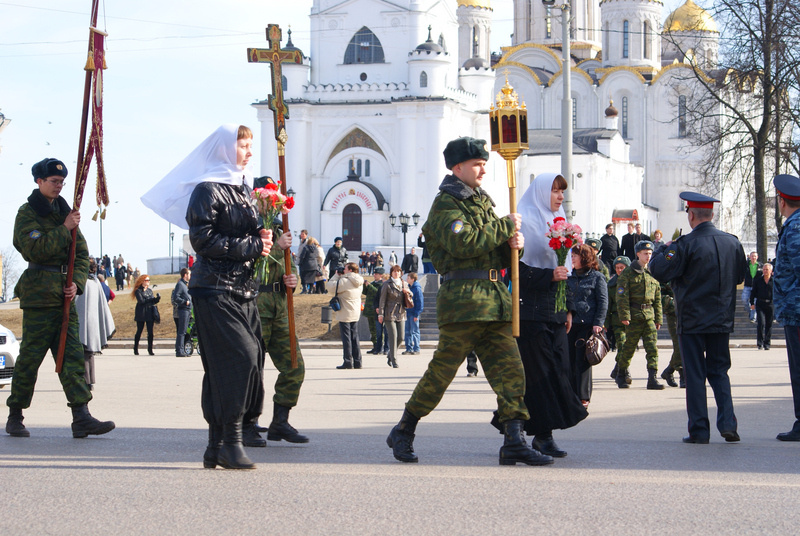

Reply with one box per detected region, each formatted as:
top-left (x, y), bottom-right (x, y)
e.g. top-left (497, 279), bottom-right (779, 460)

top-left (595, 66), bottom-right (648, 86)
top-left (650, 62), bottom-right (714, 86)
top-left (599, 0), bottom-right (663, 5)
top-left (498, 43), bottom-right (563, 65)
top-left (456, 0), bottom-right (492, 10)
top-left (495, 61), bottom-right (543, 86)
top-left (548, 66), bottom-right (594, 87)
top-left (664, 0), bottom-right (719, 33)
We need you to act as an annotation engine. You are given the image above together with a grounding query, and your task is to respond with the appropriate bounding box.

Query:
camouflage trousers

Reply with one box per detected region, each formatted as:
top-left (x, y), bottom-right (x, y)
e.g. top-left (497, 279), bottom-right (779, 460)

top-left (610, 319), bottom-right (627, 364)
top-left (618, 316), bottom-right (659, 370)
top-left (7, 305), bottom-right (92, 409)
top-left (365, 314), bottom-right (377, 346)
top-left (260, 313), bottom-right (305, 408)
top-left (666, 311), bottom-right (682, 371)
top-left (406, 321), bottom-right (528, 422)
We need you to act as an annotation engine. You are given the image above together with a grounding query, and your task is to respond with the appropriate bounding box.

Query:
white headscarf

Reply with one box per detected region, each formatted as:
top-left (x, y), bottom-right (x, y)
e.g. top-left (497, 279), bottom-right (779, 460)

top-left (140, 124), bottom-right (254, 229)
top-left (518, 172), bottom-right (567, 269)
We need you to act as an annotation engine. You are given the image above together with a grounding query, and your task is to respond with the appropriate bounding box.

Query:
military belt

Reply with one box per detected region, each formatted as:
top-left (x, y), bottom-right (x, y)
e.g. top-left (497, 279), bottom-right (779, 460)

top-left (259, 282), bottom-right (286, 293)
top-left (28, 262), bottom-right (67, 274)
top-left (629, 302), bottom-right (652, 310)
top-left (442, 269), bottom-right (500, 283)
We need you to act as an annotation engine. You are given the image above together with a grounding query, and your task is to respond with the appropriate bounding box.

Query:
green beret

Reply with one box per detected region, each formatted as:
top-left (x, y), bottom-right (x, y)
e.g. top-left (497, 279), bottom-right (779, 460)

top-left (585, 238), bottom-right (601, 251)
top-left (32, 158), bottom-right (68, 181)
top-left (635, 240), bottom-right (654, 253)
top-left (613, 256), bottom-right (630, 267)
top-left (443, 137), bottom-right (489, 170)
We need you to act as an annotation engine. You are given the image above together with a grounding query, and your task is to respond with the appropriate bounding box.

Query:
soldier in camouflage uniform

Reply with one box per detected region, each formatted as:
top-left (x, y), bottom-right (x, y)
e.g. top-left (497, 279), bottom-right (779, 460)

top-left (386, 137), bottom-right (552, 466)
top-left (606, 256), bottom-right (631, 384)
top-left (6, 158), bottom-right (115, 439)
top-left (615, 240), bottom-right (665, 390)
top-left (362, 267), bottom-right (385, 353)
top-left (586, 238), bottom-right (610, 280)
top-left (243, 222), bottom-right (309, 447)
top-left (659, 280), bottom-right (684, 388)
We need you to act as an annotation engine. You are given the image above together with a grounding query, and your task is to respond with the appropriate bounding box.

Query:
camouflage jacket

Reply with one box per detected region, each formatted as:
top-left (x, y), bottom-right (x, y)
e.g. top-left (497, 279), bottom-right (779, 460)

top-left (256, 245), bottom-right (298, 320)
top-left (616, 261), bottom-right (661, 323)
top-left (422, 174), bottom-right (515, 326)
top-left (361, 279), bottom-right (382, 318)
top-left (604, 274), bottom-right (620, 329)
top-left (13, 190), bottom-right (88, 309)
top-left (775, 209), bottom-right (800, 325)
top-left (660, 280), bottom-right (676, 318)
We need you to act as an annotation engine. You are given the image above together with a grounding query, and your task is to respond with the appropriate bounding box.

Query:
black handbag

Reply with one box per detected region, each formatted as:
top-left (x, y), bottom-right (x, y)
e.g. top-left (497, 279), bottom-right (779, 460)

top-left (329, 279), bottom-right (341, 311)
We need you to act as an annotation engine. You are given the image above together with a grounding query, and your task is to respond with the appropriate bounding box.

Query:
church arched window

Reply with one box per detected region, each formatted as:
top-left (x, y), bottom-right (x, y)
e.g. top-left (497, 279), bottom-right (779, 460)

top-left (365, 159), bottom-right (371, 177)
top-left (623, 21), bottom-right (630, 59)
top-left (357, 159), bottom-right (363, 176)
top-left (344, 27), bottom-right (385, 64)
top-left (622, 97), bottom-right (629, 138)
top-left (281, 75), bottom-right (288, 92)
top-left (643, 21), bottom-right (650, 59)
top-left (678, 96), bottom-right (687, 138)
top-left (603, 22), bottom-right (609, 60)
top-left (420, 71), bottom-right (428, 88)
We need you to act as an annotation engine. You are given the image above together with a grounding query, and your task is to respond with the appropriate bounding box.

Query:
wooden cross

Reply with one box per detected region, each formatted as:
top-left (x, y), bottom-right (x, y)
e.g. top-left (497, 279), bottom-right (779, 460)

top-left (247, 24), bottom-right (303, 142)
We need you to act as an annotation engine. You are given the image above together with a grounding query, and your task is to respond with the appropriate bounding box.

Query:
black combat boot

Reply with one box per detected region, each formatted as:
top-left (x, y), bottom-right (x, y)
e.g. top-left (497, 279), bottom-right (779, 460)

top-left (386, 409), bottom-right (419, 463)
top-left (499, 420), bottom-right (554, 466)
top-left (532, 434), bottom-right (567, 458)
top-left (242, 421), bottom-right (267, 447)
top-left (203, 424), bottom-right (223, 468)
top-left (71, 404), bottom-right (115, 438)
top-left (678, 368), bottom-right (686, 388)
top-left (217, 421), bottom-right (256, 470)
top-left (267, 403), bottom-right (309, 443)
top-left (490, 411), bottom-right (503, 434)
top-left (661, 365), bottom-right (678, 387)
top-left (647, 368), bottom-right (666, 390)
top-left (616, 368), bottom-right (630, 388)
top-left (624, 368), bottom-right (632, 384)
top-left (6, 408), bottom-right (30, 437)
top-left (610, 363), bottom-right (618, 380)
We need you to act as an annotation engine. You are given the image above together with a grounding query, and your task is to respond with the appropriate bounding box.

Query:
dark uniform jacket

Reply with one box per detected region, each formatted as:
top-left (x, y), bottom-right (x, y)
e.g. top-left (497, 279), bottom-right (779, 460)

top-left (518, 263), bottom-right (574, 324)
top-left (422, 175), bottom-right (514, 327)
top-left (186, 181), bottom-right (263, 299)
top-left (13, 190), bottom-right (89, 308)
top-left (649, 221), bottom-right (747, 334)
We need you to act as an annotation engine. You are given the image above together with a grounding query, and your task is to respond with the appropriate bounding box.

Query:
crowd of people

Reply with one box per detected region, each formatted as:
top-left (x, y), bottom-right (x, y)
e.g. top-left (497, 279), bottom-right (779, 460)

top-left (8, 134), bottom-right (800, 473)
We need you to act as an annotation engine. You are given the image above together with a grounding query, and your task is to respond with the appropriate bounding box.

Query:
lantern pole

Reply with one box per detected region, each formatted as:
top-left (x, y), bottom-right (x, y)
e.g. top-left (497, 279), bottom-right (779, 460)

top-left (489, 71), bottom-right (529, 337)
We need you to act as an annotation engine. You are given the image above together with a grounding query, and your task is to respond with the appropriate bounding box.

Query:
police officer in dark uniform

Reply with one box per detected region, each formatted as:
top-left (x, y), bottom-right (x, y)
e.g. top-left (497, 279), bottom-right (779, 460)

top-left (649, 192), bottom-right (747, 444)
top-left (6, 158), bottom-right (115, 439)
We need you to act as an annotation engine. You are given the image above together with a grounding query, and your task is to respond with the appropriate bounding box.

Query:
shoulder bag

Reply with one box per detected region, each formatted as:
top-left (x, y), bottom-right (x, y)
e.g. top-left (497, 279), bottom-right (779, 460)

top-left (329, 278), bottom-right (342, 311)
top-left (403, 282), bottom-right (414, 309)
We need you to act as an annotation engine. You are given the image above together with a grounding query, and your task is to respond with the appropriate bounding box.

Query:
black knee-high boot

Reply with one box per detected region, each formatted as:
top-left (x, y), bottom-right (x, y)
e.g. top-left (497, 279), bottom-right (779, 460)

top-left (217, 421), bottom-right (255, 470)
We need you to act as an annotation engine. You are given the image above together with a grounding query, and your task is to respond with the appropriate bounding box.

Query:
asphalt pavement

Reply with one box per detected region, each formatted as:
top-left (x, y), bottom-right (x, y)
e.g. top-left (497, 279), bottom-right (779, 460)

top-left (2, 343), bottom-right (799, 535)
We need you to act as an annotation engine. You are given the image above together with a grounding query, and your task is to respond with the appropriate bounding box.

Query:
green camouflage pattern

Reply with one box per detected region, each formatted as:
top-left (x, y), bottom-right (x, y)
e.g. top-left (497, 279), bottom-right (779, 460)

top-left (257, 246), bottom-right (304, 407)
top-left (660, 281), bottom-right (682, 371)
top-left (605, 274), bottom-right (627, 363)
top-left (362, 280), bottom-right (382, 345)
top-left (616, 263), bottom-right (661, 370)
top-left (13, 194), bottom-right (89, 308)
top-left (421, 178), bottom-right (515, 326)
top-left (598, 261), bottom-right (610, 281)
top-left (405, 321), bottom-right (528, 422)
top-left (7, 306), bottom-right (92, 409)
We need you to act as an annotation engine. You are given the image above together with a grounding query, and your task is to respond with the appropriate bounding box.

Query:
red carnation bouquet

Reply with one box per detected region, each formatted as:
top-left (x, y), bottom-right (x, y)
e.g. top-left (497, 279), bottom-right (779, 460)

top-left (545, 216), bottom-right (583, 312)
top-left (251, 181), bottom-right (295, 282)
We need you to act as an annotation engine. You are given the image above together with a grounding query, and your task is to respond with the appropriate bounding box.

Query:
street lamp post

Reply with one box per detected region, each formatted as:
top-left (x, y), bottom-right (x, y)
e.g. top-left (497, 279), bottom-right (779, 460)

top-left (389, 212), bottom-right (420, 256)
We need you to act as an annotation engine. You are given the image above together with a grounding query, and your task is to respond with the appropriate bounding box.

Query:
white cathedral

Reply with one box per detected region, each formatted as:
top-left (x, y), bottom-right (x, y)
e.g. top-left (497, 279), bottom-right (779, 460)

top-left (254, 0), bottom-right (740, 254)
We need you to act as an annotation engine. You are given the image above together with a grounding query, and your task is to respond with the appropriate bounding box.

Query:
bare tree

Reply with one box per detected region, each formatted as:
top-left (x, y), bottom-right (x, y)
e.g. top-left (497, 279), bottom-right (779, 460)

top-left (662, 0), bottom-right (800, 258)
top-left (1, 246), bottom-right (22, 302)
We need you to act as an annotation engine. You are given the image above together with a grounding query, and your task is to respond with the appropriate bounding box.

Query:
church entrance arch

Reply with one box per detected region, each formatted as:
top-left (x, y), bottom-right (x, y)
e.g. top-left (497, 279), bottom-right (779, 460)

top-left (342, 204), bottom-right (362, 252)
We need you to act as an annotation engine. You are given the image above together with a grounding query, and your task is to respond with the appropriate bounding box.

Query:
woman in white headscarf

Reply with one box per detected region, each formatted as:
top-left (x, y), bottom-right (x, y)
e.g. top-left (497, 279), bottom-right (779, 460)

top-left (143, 124), bottom-right (274, 470)
top-left (513, 172), bottom-right (587, 458)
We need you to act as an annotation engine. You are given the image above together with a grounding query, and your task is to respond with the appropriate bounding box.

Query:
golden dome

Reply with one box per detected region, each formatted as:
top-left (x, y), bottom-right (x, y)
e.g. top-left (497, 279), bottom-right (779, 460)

top-left (664, 0), bottom-right (719, 33)
top-left (456, 0), bottom-right (492, 10)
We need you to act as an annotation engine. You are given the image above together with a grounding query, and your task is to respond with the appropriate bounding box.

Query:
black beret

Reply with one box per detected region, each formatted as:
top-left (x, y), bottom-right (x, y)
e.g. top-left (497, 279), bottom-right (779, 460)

top-left (613, 256), bottom-right (630, 267)
top-left (443, 137), bottom-right (490, 170)
top-left (32, 158), bottom-right (68, 181)
top-left (774, 174), bottom-right (800, 201)
top-left (635, 240), bottom-right (654, 253)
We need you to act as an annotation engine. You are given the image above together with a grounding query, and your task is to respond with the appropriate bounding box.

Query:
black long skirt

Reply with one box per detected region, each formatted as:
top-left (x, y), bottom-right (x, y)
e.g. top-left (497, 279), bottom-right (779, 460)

top-left (518, 319), bottom-right (588, 436)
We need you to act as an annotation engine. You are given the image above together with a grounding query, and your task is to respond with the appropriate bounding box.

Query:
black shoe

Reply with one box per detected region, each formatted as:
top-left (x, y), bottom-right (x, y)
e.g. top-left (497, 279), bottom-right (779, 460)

top-left (242, 423), bottom-right (266, 447)
top-left (533, 435), bottom-right (567, 458)
top-left (721, 430), bottom-right (740, 442)
top-left (6, 408), bottom-right (30, 438)
top-left (682, 435), bottom-right (709, 444)
top-left (777, 429), bottom-right (800, 441)
top-left (218, 422), bottom-right (256, 470)
top-left (401, 351), bottom-right (412, 355)
top-left (466, 371), bottom-right (477, 377)
top-left (387, 409), bottom-right (419, 463)
top-left (661, 366), bottom-right (678, 387)
top-left (267, 404), bottom-right (309, 443)
top-left (499, 420), bottom-right (554, 466)
top-left (336, 363), bottom-right (353, 369)
top-left (71, 404), bottom-right (115, 438)
top-left (764, 345), bottom-right (771, 350)
top-left (354, 363), bottom-right (362, 369)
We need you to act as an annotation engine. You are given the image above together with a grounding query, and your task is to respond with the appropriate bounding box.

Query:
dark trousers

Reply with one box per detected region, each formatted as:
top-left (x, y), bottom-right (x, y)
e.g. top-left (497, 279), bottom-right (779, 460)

top-left (192, 292), bottom-right (263, 425)
top-left (174, 308), bottom-right (191, 355)
top-left (134, 320), bottom-right (154, 353)
top-left (339, 321), bottom-right (362, 366)
top-left (679, 332), bottom-right (737, 439)
top-left (784, 325), bottom-right (800, 432)
top-left (466, 351), bottom-right (478, 374)
top-left (568, 323), bottom-right (593, 401)
top-left (755, 303), bottom-right (774, 348)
